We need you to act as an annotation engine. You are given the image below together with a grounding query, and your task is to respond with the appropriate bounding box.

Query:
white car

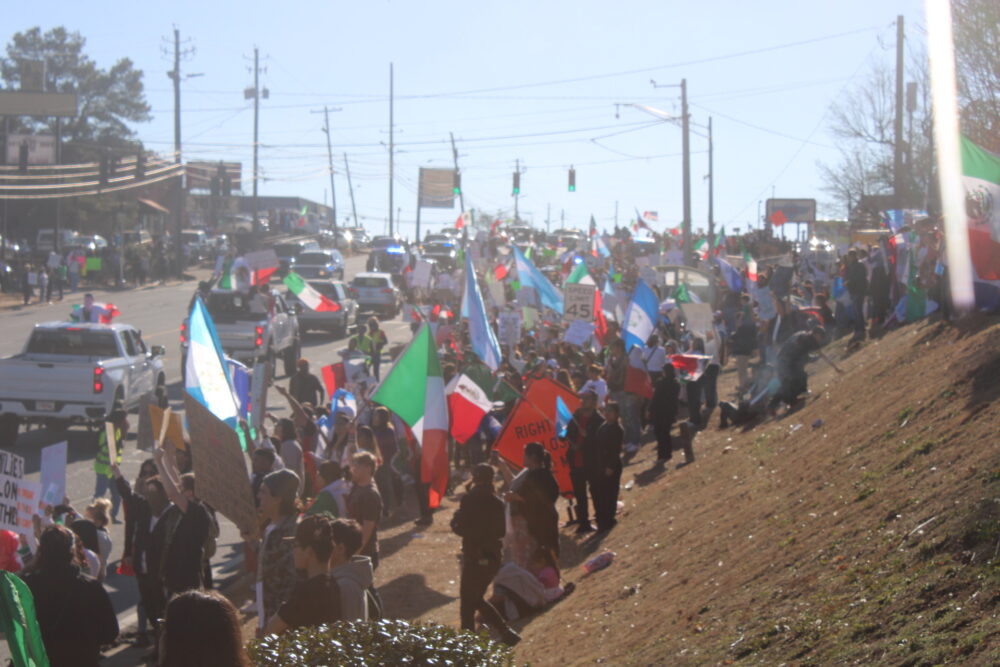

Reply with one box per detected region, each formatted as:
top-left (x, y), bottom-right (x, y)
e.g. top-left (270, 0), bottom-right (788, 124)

top-left (0, 322), bottom-right (167, 440)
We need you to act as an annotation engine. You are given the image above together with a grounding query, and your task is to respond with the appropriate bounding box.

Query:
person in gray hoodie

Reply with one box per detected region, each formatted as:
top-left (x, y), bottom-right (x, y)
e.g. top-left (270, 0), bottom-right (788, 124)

top-left (329, 518), bottom-right (375, 621)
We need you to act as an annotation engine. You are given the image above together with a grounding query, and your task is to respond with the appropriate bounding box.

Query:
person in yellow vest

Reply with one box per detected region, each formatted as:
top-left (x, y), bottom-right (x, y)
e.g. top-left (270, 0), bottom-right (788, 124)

top-left (94, 404), bottom-right (127, 523)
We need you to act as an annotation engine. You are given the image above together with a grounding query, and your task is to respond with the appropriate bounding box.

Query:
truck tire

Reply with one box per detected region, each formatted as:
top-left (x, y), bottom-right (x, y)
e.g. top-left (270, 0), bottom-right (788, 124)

top-left (282, 340), bottom-right (301, 377)
top-left (0, 414), bottom-right (20, 446)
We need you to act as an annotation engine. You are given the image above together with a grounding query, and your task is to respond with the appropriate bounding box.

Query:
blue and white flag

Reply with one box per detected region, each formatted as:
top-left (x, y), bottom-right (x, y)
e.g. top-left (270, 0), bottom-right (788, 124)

top-left (332, 389), bottom-right (358, 416)
top-left (716, 255), bottom-right (743, 292)
top-left (464, 254), bottom-right (503, 370)
top-left (226, 358), bottom-right (251, 420)
top-left (513, 246), bottom-right (564, 314)
top-left (622, 279), bottom-right (659, 352)
top-left (555, 395), bottom-right (572, 439)
top-left (185, 297), bottom-right (240, 425)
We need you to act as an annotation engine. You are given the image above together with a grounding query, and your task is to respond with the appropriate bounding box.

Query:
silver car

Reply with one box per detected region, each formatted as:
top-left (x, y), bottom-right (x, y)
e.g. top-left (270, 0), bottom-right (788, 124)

top-left (350, 272), bottom-right (401, 318)
top-left (285, 280), bottom-right (357, 338)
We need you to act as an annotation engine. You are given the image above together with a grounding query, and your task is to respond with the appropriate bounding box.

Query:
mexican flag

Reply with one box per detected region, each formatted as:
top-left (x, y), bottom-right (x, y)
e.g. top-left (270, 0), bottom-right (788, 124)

top-left (0, 571), bottom-right (49, 667)
top-left (713, 226), bottom-right (726, 255)
top-left (283, 271), bottom-right (340, 312)
top-left (565, 261), bottom-right (593, 285)
top-left (446, 366), bottom-right (495, 444)
top-left (693, 237), bottom-right (709, 260)
top-left (743, 247), bottom-right (758, 282)
top-left (297, 205), bottom-right (308, 227)
top-left (371, 325), bottom-right (449, 508)
top-left (962, 137), bottom-right (1000, 287)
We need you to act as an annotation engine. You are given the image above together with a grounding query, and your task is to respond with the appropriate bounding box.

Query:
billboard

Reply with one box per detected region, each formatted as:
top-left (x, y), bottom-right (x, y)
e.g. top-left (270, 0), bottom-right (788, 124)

top-left (766, 198), bottom-right (816, 225)
top-left (186, 161), bottom-right (242, 192)
top-left (5, 134), bottom-right (56, 165)
top-left (0, 91), bottom-right (77, 117)
top-left (418, 167), bottom-right (456, 209)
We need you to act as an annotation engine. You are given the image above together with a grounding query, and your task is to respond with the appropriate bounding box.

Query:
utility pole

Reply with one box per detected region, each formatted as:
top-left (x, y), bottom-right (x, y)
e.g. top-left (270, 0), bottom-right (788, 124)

top-left (388, 63), bottom-right (394, 237)
top-left (893, 15), bottom-right (906, 206)
top-left (707, 116), bottom-right (714, 246)
top-left (251, 46), bottom-right (262, 235)
top-left (343, 153), bottom-right (358, 227)
top-left (513, 158), bottom-right (520, 223)
top-left (681, 78), bottom-right (692, 267)
top-left (322, 106), bottom-right (338, 242)
top-left (168, 28), bottom-right (185, 274)
top-left (614, 200), bottom-right (619, 228)
top-left (546, 203), bottom-right (551, 233)
top-left (449, 132), bottom-right (464, 213)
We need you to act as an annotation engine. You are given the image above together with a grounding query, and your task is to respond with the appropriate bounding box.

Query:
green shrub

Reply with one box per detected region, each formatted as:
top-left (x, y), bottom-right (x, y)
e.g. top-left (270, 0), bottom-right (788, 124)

top-left (249, 619), bottom-right (514, 666)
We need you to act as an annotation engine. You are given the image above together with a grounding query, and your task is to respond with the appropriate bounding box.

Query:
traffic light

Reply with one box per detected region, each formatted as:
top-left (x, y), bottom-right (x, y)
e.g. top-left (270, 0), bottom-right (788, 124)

top-left (568, 167), bottom-right (576, 192)
top-left (18, 143), bottom-right (28, 174)
top-left (453, 170), bottom-right (461, 195)
top-left (512, 171), bottom-right (520, 196)
top-left (135, 151), bottom-right (146, 180)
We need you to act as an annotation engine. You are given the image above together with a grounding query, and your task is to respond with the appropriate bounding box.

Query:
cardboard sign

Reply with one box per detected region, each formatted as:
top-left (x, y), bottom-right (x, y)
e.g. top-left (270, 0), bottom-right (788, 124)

top-left (104, 422), bottom-right (118, 468)
top-left (412, 260), bottom-right (433, 289)
top-left (137, 394), bottom-right (155, 451)
top-left (243, 249), bottom-right (279, 271)
top-left (16, 480), bottom-right (41, 549)
top-left (184, 395), bottom-right (259, 539)
top-left (492, 377), bottom-right (581, 497)
top-left (0, 451), bottom-right (25, 532)
top-left (39, 442), bottom-right (67, 508)
top-left (680, 302), bottom-right (714, 338)
top-left (563, 320), bottom-right (595, 347)
top-left (498, 311), bottom-right (522, 348)
top-left (250, 360), bottom-right (270, 434)
top-left (149, 404), bottom-right (186, 452)
top-left (563, 283), bottom-right (595, 323)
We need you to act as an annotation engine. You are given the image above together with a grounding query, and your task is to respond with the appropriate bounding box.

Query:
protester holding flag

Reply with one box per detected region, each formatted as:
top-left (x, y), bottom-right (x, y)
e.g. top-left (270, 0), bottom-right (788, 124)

top-left (22, 524), bottom-right (119, 667)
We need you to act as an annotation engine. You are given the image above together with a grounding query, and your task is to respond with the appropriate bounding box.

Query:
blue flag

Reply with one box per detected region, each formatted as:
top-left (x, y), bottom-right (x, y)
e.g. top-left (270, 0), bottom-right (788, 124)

top-left (464, 254), bottom-right (503, 370)
top-left (622, 279), bottom-right (659, 352)
top-left (514, 246), bottom-right (564, 314)
top-left (185, 297), bottom-right (239, 426)
top-left (716, 255), bottom-right (743, 292)
top-left (555, 395), bottom-right (572, 439)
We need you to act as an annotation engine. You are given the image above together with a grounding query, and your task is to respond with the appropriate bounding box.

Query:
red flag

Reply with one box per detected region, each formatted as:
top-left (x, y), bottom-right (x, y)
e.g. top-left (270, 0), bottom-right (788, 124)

top-left (593, 290), bottom-right (607, 345)
top-left (321, 363), bottom-right (346, 399)
top-left (494, 263), bottom-right (508, 281)
top-left (490, 219), bottom-right (502, 235)
top-left (253, 267), bottom-right (277, 285)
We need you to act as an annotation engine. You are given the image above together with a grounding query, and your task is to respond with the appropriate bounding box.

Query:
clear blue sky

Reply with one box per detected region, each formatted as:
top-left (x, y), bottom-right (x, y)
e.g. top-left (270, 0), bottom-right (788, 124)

top-left (8, 0), bottom-right (927, 238)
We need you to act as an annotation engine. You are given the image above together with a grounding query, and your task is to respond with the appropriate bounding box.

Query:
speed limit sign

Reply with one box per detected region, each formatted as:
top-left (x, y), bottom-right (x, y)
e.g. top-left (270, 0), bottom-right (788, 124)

top-left (563, 283), bottom-right (595, 322)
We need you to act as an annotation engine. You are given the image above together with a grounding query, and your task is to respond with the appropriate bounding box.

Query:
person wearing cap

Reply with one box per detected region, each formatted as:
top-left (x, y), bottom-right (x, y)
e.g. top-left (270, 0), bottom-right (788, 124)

top-left (450, 463), bottom-right (521, 646)
top-left (288, 358), bottom-right (324, 407)
top-left (253, 468), bottom-right (301, 631)
top-left (93, 404), bottom-right (127, 523)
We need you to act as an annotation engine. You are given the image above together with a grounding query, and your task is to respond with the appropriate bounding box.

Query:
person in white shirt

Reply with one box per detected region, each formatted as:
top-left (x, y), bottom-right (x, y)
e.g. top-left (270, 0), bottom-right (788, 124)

top-left (642, 334), bottom-right (668, 384)
top-left (579, 364), bottom-right (608, 407)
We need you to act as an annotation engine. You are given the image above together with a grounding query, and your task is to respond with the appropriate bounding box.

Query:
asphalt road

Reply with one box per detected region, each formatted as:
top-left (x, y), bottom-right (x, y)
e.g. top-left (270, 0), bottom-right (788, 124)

top-left (0, 249), bottom-right (416, 643)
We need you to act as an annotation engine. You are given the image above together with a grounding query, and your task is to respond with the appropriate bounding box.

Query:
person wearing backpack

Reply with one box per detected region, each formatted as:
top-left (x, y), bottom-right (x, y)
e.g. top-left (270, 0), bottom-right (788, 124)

top-left (451, 463), bottom-right (521, 646)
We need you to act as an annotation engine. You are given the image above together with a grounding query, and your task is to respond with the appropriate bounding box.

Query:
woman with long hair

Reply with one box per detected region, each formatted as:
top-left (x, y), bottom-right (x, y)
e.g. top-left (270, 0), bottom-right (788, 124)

top-left (22, 525), bottom-right (119, 667)
top-left (496, 442), bottom-right (561, 570)
top-left (159, 590), bottom-right (251, 667)
top-left (253, 469), bottom-right (301, 631)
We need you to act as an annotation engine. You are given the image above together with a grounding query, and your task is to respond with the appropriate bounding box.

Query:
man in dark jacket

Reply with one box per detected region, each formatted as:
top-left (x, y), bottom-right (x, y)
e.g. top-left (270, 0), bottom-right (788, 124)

top-left (844, 250), bottom-right (868, 341)
top-left (769, 326), bottom-right (843, 412)
top-left (564, 390), bottom-right (605, 533)
top-left (593, 402), bottom-right (624, 531)
top-left (450, 464), bottom-right (520, 646)
top-left (288, 358), bottom-right (325, 406)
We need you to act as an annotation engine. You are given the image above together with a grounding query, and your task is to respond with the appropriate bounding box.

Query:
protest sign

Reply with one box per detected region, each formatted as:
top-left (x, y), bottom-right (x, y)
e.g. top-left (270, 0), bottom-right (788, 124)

top-left (137, 394), bottom-right (155, 451)
top-left (104, 422), bottom-right (118, 467)
top-left (39, 442), bottom-right (67, 508)
top-left (498, 311), bottom-right (522, 348)
top-left (184, 395), bottom-right (259, 539)
top-left (563, 319), bottom-right (595, 347)
top-left (250, 360), bottom-right (270, 434)
top-left (412, 260), bottom-right (433, 289)
top-left (149, 404), bottom-right (186, 451)
top-left (680, 302), bottom-right (714, 338)
top-left (0, 451), bottom-right (25, 532)
top-left (243, 249), bottom-right (279, 271)
top-left (487, 279), bottom-right (506, 309)
top-left (493, 377), bottom-right (580, 496)
top-left (85, 257), bottom-right (102, 272)
top-left (16, 480), bottom-right (40, 549)
top-left (563, 283), bottom-right (595, 323)
top-left (522, 306), bottom-right (538, 331)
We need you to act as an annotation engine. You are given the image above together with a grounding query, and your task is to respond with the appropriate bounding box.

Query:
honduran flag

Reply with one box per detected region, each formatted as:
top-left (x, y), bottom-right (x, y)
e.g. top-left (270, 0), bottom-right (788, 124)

top-left (513, 246), bottom-right (564, 314)
top-left (283, 271), bottom-right (340, 312)
top-left (621, 279), bottom-right (658, 352)
top-left (372, 325), bottom-right (449, 508)
top-left (555, 395), bottom-right (572, 438)
top-left (184, 297), bottom-right (240, 426)
top-left (463, 254), bottom-right (502, 371)
top-left (446, 368), bottom-right (495, 444)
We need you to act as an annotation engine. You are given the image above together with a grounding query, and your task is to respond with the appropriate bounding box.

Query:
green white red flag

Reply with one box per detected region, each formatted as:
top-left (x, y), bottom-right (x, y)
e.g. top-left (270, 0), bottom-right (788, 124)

top-left (446, 365), bottom-right (495, 444)
top-left (282, 271), bottom-right (340, 312)
top-left (371, 325), bottom-right (449, 507)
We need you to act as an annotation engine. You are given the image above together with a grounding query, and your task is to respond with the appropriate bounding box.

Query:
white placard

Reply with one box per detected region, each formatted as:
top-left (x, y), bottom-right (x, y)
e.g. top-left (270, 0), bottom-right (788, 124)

top-left (0, 450), bottom-right (26, 532)
top-left (563, 283), bottom-right (595, 323)
top-left (498, 311), bottom-right (522, 348)
top-left (563, 319), bottom-right (596, 347)
top-left (488, 279), bottom-right (506, 308)
top-left (680, 302), bottom-right (714, 338)
top-left (412, 260), bottom-right (433, 289)
top-left (40, 441), bottom-right (67, 508)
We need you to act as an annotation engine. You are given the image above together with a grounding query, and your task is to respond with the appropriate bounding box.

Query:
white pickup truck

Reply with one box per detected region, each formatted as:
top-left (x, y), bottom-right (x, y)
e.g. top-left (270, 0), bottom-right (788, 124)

top-left (181, 289), bottom-right (301, 378)
top-left (0, 322), bottom-right (167, 442)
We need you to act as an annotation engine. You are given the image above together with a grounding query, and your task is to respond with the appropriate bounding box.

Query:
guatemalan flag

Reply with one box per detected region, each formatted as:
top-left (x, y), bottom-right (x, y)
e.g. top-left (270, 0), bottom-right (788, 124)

top-left (463, 254), bottom-right (502, 370)
top-left (621, 279), bottom-right (658, 352)
top-left (513, 246), bottom-right (564, 314)
top-left (185, 297), bottom-right (240, 426)
top-left (555, 395), bottom-right (572, 439)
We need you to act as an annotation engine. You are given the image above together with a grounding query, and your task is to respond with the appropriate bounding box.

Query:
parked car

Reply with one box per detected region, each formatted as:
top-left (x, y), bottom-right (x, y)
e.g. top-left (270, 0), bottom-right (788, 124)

top-left (36, 228), bottom-right (79, 254)
top-left (68, 234), bottom-right (109, 253)
top-left (285, 279), bottom-right (357, 337)
top-left (423, 234), bottom-right (450, 244)
top-left (350, 272), bottom-right (401, 318)
top-left (181, 229), bottom-right (211, 260)
top-left (0, 322), bottom-right (166, 440)
top-left (370, 235), bottom-right (407, 252)
top-left (344, 227), bottom-right (370, 250)
top-left (292, 249), bottom-right (345, 280)
top-left (422, 241), bottom-right (458, 270)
